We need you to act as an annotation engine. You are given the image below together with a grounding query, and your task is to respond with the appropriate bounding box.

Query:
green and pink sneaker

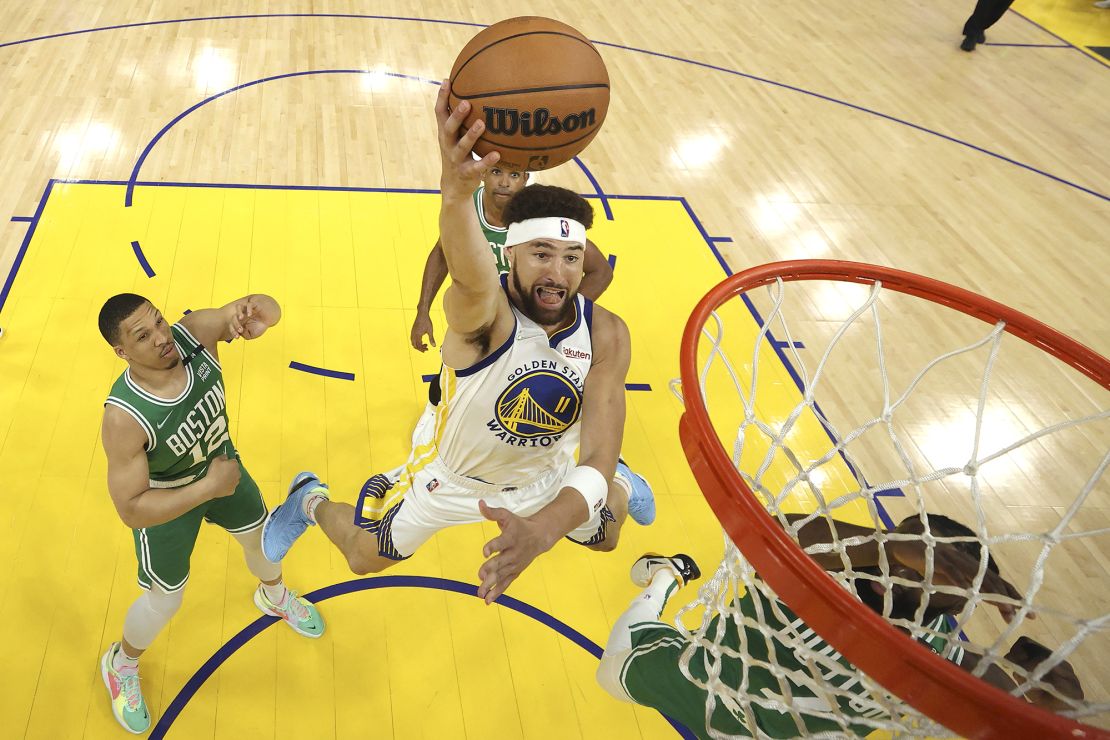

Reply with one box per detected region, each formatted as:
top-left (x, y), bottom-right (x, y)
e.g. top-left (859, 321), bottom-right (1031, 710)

top-left (100, 642), bottom-right (151, 734)
top-left (253, 585), bottom-right (325, 638)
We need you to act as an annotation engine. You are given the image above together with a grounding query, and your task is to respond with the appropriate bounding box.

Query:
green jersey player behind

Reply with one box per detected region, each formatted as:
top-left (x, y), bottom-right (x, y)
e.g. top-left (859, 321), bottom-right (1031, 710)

top-left (409, 164), bottom-right (614, 353)
top-left (597, 513), bottom-right (1085, 738)
top-left (96, 293), bottom-right (324, 734)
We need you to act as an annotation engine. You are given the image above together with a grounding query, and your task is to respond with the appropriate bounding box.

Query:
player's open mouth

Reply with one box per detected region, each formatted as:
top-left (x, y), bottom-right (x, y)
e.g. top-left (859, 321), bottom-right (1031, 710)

top-left (535, 286), bottom-right (566, 306)
top-left (160, 346), bottom-right (174, 358)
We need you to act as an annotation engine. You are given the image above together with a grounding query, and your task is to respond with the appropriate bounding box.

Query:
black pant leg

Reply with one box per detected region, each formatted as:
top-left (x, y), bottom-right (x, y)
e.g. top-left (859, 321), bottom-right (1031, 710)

top-left (963, 0), bottom-right (1014, 35)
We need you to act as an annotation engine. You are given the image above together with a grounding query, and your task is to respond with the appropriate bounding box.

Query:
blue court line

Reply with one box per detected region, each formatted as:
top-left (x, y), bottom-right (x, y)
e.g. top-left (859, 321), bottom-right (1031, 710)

top-left (289, 360), bottom-right (355, 381)
top-left (129, 240), bottom-right (156, 278)
top-left (984, 43), bottom-right (1071, 48)
top-left (573, 156), bottom-right (613, 221)
top-left (150, 576), bottom-right (696, 739)
top-left (771, 339), bottom-right (805, 350)
top-left (121, 65), bottom-right (608, 213)
top-left (1008, 7), bottom-right (1109, 67)
top-left (124, 69), bottom-right (440, 207)
top-left (0, 13), bottom-right (486, 50)
top-left (679, 194), bottom-right (904, 524)
top-left (0, 179), bottom-right (54, 315)
top-left (0, 13), bottom-right (1099, 200)
top-left (9, 215), bottom-right (33, 222)
top-left (875, 489), bottom-right (906, 498)
top-left (584, 42), bottom-right (1108, 201)
top-left (708, 236), bottom-right (733, 244)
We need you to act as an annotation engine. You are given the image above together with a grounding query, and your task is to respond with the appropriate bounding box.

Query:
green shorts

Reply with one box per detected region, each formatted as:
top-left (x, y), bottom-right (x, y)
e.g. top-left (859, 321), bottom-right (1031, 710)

top-left (132, 461), bottom-right (267, 593)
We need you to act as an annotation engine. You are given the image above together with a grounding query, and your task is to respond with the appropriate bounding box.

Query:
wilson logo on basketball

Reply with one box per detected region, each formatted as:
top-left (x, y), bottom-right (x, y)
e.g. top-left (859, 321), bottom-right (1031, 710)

top-left (482, 107), bottom-right (597, 137)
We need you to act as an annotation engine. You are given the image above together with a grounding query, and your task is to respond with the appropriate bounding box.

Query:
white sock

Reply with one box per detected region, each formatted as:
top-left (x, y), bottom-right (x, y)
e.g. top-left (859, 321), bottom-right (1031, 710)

top-left (612, 470), bottom-right (632, 500)
top-left (121, 585), bottom-right (183, 654)
top-left (261, 580), bottom-right (288, 605)
top-left (112, 644), bottom-right (140, 671)
top-left (302, 488), bottom-right (329, 524)
top-left (604, 571), bottom-right (679, 655)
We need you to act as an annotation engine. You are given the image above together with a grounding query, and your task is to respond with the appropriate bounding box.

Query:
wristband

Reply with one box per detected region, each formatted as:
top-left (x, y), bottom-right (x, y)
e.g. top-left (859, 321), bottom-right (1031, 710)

top-left (562, 465), bottom-right (608, 518)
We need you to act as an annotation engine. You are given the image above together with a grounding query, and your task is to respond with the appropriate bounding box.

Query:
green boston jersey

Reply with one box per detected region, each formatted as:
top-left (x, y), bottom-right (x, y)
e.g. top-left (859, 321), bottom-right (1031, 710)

top-left (621, 585), bottom-right (963, 738)
top-left (473, 184), bottom-right (510, 274)
top-left (104, 323), bottom-right (233, 489)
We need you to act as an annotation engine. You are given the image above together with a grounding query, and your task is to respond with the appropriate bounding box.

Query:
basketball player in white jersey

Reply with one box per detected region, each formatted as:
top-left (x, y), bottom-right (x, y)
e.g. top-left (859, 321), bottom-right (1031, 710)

top-left (262, 82), bottom-right (652, 603)
top-left (409, 164), bottom-right (613, 353)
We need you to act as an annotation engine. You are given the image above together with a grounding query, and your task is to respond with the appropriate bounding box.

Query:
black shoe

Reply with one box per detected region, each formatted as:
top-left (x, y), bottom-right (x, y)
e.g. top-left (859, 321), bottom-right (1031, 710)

top-left (631, 553), bottom-right (702, 588)
top-left (960, 34), bottom-right (977, 52)
top-left (977, 31), bottom-right (986, 43)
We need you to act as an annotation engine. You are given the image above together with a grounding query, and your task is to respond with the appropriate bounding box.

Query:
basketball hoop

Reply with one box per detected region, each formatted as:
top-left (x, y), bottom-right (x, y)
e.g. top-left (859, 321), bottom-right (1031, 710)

top-left (677, 260), bottom-right (1109, 738)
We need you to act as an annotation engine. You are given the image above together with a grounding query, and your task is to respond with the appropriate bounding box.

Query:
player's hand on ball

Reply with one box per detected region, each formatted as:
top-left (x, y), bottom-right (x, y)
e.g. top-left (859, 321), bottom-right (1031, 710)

top-left (436, 80), bottom-right (499, 200)
top-left (477, 499), bottom-right (550, 604)
top-left (207, 454), bottom-right (240, 499)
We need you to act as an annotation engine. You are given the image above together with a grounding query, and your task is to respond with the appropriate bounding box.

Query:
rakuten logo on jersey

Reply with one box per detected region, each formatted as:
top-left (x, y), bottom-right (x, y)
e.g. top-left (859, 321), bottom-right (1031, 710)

top-left (562, 347), bottom-right (591, 361)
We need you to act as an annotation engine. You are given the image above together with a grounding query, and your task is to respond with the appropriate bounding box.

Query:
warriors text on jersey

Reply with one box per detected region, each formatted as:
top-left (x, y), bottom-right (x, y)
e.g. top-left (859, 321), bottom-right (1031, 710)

top-left (431, 277), bottom-right (594, 486)
top-left (104, 323), bottom-right (232, 488)
top-left (474, 184), bottom-right (510, 274)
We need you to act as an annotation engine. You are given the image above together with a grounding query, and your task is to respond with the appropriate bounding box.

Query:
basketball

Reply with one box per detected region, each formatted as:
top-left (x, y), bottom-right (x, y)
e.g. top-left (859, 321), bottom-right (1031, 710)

top-left (448, 16), bottom-right (610, 171)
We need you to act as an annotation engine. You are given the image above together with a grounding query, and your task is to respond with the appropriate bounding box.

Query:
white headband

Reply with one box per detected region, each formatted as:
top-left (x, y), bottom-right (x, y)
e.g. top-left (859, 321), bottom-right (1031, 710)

top-left (504, 217), bottom-right (586, 248)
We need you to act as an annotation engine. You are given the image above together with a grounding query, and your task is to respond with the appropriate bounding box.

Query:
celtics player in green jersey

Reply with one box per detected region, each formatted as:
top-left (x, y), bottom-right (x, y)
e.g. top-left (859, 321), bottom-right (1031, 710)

top-left (598, 514), bottom-right (1085, 738)
top-left (409, 164), bottom-right (614, 354)
top-left (96, 293), bottom-right (324, 734)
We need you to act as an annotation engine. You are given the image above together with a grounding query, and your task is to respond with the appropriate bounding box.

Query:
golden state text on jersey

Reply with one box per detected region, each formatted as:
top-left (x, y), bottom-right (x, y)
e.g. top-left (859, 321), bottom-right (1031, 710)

top-left (430, 280), bottom-right (595, 486)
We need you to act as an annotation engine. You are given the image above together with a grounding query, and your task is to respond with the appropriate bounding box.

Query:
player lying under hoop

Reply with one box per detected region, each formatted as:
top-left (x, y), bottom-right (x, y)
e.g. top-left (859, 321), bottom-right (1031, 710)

top-left (597, 512), bottom-right (1085, 738)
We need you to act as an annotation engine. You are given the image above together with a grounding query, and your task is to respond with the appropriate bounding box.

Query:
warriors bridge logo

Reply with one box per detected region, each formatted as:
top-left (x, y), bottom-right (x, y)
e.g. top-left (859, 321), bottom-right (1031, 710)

top-left (487, 364), bottom-right (583, 447)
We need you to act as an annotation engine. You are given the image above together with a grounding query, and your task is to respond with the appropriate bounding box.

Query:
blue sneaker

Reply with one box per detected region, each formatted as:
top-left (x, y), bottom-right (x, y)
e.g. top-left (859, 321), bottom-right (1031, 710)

top-left (262, 472), bottom-right (328, 562)
top-left (615, 459), bottom-right (656, 525)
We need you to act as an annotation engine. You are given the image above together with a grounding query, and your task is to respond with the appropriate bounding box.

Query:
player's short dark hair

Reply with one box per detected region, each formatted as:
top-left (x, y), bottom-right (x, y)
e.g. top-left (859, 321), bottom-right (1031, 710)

top-left (907, 514), bottom-right (999, 576)
top-left (854, 513), bottom-right (999, 624)
top-left (502, 184), bottom-right (594, 229)
top-left (98, 293), bottom-right (149, 345)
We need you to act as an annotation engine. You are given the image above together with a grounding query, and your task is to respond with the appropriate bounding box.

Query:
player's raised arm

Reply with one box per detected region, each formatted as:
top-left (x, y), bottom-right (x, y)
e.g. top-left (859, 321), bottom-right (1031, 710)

top-left (579, 238), bottom-right (614, 301)
top-left (180, 294), bottom-right (281, 353)
top-left (411, 239), bottom-right (448, 351)
top-left (435, 81), bottom-right (506, 339)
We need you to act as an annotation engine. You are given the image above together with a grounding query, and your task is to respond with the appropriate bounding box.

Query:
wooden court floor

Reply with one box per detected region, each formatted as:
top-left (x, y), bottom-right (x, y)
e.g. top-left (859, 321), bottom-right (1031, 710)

top-left (0, 2), bottom-right (1107, 738)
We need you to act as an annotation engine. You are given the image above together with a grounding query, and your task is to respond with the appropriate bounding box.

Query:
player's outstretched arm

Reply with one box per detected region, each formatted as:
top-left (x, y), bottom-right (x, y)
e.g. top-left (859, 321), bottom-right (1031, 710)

top-left (180, 294), bottom-right (281, 353)
top-left (574, 307), bottom-right (630, 479)
top-left (578, 239), bottom-right (613, 301)
top-left (434, 81), bottom-right (507, 341)
top-left (475, 308), bottom-right (631, 604)
top-left (101, 407), bottom-right (240, 529)
top-left (411, 239), bottom-right (448, 351)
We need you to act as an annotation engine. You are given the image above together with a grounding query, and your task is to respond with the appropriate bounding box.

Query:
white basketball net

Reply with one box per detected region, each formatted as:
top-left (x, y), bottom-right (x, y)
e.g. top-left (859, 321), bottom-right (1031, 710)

top-left (673, 276), bottom-right (1109, 738)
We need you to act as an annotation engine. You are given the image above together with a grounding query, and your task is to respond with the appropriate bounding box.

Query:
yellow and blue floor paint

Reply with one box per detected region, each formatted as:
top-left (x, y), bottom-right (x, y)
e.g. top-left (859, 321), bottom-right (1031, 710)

top-left (0, 177), bottom-right (893, 738)
top-left (1012, 0), bottom-right (1110, 63)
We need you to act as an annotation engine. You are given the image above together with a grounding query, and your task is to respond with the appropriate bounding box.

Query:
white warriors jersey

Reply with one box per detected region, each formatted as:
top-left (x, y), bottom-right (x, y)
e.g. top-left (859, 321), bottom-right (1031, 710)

top-left (430, 278), bottom-right (595, 486)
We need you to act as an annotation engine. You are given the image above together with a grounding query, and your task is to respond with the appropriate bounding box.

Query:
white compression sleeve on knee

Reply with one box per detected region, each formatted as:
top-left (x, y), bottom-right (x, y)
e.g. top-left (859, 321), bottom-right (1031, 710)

top-left (232, 528), bottom-right (282, 583)
top-left (122, 585), bottom-right (184, 651)
top-left (562, 465), bottom-right (609, 520)
top-left (597, 572), bottom-right (679, 703)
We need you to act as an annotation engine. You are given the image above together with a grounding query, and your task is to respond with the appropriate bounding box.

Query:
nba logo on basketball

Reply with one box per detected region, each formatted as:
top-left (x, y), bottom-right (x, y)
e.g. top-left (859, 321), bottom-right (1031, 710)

top-left (560, 220), bottom-right (570, 238)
